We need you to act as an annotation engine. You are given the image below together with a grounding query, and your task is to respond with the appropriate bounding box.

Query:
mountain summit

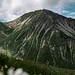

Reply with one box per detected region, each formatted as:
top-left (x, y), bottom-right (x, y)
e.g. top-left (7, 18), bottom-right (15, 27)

top-left (4, 9), bottom-right (75, 69)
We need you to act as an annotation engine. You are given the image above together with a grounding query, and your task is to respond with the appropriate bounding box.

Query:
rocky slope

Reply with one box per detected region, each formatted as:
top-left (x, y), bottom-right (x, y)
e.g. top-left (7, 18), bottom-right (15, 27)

top-left (3, 9), bottom-right (75, 69)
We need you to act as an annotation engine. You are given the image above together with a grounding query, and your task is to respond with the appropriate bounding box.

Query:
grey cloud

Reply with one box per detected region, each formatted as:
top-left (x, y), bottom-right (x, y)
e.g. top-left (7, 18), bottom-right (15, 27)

top-left (0, 0), bottom-right (75, 21)
top-left (43, 0), bottom-right (60, 7)
top-left (0, 0), bottom-right (3, 7)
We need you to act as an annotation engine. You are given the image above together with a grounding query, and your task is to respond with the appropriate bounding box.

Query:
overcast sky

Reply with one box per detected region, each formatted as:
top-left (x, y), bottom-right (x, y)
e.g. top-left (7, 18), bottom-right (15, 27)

top-left (0, 0), bottom-right (75, 22)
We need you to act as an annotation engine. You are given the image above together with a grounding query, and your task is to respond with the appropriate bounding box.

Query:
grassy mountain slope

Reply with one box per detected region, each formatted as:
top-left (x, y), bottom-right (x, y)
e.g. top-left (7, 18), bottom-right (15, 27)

top-left (3, 9), bottom-right (75, 69)
top-left (0, 22), bottom-right (13, 55)
top-left (0, 22), bottom-right (13, 46)
top-left (0, 54), bottom-right (75, 75)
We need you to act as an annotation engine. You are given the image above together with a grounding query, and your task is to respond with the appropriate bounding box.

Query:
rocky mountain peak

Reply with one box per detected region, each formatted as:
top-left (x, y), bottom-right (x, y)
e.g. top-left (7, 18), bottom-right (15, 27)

top-left (3, 9), bottom-right (75, 69)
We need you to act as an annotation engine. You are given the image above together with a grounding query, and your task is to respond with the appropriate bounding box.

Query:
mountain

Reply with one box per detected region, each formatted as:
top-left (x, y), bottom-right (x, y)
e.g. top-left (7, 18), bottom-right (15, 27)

top-left (0, 22), bottom-right (13, 46)
top-left (3, 9), bottom-right (75, 69)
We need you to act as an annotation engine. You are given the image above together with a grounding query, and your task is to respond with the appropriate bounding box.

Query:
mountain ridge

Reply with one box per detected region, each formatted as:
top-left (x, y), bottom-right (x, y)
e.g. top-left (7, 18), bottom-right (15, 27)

top-left (6, 9), bottom-right (75, 28)
top-left (1, 9), bottom-right (75, 69)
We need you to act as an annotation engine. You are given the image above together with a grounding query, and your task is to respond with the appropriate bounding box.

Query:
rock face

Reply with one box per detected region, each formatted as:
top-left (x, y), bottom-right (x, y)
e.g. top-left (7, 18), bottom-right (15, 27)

top-left (4, 9), bottom-right (75, 69)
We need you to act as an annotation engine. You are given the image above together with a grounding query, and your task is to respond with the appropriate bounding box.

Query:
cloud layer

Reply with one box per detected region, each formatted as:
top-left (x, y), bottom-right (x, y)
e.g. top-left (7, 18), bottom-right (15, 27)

top-left (0, 0), bottom-right (75, 21)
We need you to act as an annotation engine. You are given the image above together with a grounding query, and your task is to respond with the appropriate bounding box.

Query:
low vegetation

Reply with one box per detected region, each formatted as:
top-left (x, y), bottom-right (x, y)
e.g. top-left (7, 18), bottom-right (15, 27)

top-left (0, 54), bottom-right (75, 75)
